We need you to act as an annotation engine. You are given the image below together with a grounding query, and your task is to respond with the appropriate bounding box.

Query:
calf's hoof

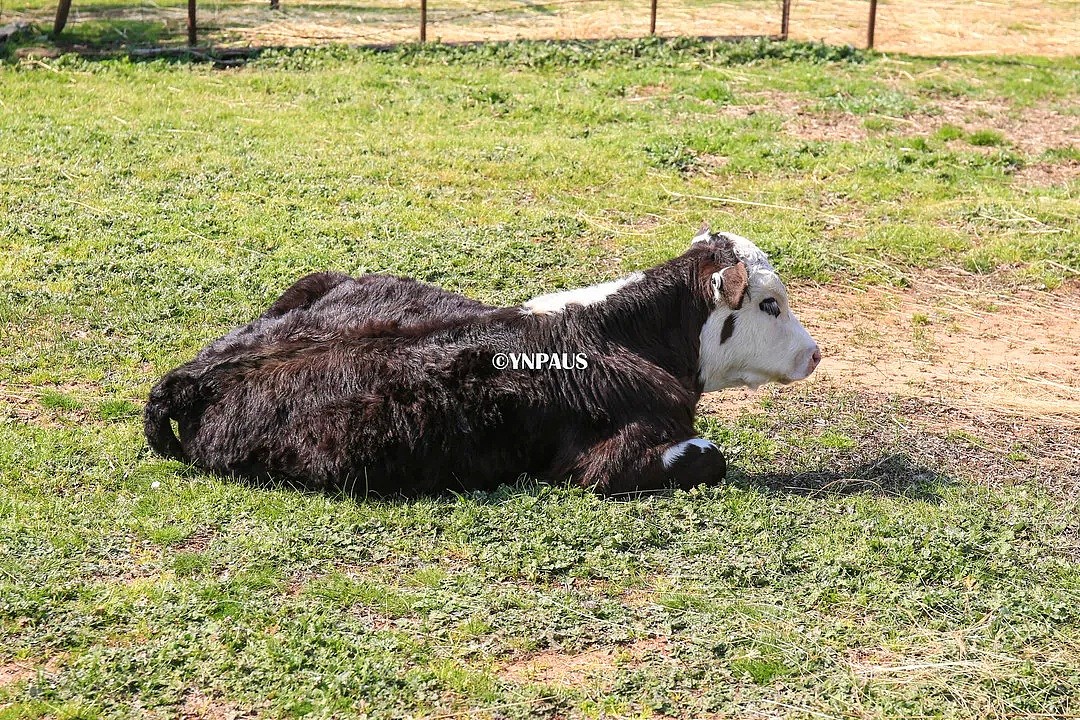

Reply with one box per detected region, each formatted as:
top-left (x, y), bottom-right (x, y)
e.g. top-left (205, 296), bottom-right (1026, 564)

top-left (662, 438), bottom-right (727, 490)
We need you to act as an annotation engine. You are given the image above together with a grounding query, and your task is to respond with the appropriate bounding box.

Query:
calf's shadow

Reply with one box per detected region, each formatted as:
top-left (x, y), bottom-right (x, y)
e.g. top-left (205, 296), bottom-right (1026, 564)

top-left (726, 452), bottom-right (951, 503)
top-left (158, 450), bottom-right (949, 504)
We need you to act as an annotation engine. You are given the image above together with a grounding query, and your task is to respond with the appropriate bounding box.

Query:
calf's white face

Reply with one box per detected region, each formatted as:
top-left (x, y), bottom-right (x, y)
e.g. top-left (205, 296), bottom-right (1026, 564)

top-left (696, 231), bottom-right (821, 392)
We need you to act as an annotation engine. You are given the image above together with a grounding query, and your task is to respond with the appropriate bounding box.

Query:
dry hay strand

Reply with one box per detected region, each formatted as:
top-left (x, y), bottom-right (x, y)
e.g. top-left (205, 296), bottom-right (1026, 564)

top-left (179, 689), bottom-right (256, 720)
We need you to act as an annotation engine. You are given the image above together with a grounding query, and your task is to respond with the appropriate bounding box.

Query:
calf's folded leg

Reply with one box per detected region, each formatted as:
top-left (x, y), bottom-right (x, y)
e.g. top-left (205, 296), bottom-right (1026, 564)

top-left (571, 425), bottom-right (727, 494)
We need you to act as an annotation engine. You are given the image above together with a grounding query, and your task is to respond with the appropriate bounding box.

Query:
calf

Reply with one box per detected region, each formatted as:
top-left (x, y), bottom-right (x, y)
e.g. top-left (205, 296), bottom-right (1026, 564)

top-left (145, 228), bottom-right (820, 495)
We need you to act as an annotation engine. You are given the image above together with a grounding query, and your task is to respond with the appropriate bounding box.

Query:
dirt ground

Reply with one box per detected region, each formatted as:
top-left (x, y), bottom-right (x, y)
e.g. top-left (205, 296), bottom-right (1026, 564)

top-left (722, 92), bottom-right (1080, 157)
top-left (7, 0), bottom-right (1078, 56)
top-left (499, 637), bottom-right (672, 689)
top-left (693, 271), bottom-right (1080, 494)
top-left (809, 273), bottom-right (1080, 428)
top-left (709, 271), bottom-right (1080, 432)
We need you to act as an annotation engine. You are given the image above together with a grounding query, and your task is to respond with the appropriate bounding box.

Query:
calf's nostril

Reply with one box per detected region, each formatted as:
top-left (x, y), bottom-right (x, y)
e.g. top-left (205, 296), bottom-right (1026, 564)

top-left (812, 348), bottom-right (822, 365)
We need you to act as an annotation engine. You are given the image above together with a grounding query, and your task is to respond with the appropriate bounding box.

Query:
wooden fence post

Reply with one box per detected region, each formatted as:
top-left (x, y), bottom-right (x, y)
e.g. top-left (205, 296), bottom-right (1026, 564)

top-left (420, 0), bottom-right (427, 41)
top-left (52, 0), bottom-right (73, 35)
top-left (650, 0), bottom-right (657, 35)
top-left (867, 0), bottom-right (878, 48)
top-left (780, 0), bottom-right (790, 40)
top-left (187, 0), bottom-right (196, 45)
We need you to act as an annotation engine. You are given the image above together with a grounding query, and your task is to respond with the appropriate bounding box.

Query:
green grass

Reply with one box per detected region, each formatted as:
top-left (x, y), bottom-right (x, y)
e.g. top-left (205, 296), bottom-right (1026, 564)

top-left (1, 39), bottom-right (1079, 718)
top-left (968, 128), bottom-right (1008, 147)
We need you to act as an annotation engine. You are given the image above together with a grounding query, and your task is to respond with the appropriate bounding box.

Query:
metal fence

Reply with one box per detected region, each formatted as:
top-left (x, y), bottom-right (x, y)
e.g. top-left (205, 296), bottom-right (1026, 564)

top-left (143, 0), bottom-right (883, 48)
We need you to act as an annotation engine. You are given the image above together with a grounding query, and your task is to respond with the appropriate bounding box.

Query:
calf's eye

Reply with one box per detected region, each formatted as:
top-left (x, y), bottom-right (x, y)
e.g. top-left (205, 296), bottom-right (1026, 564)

top-left (759, 298), bottom-right (781, 317)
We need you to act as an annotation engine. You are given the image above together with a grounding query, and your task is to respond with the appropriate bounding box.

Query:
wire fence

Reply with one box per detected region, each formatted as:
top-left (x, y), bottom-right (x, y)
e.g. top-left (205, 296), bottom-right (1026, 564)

top-left (3, 0), bottom-right (1076, 57)
top-left (66, 0), bottom-right (877, 48)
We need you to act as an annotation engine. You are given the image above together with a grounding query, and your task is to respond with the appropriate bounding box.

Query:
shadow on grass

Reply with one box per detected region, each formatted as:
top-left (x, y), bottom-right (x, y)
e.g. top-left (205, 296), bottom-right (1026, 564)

top-left (46, 19), bottom-right (178, 50)
top-left (0, 17), bottom-right (254, 63)
top-left (162, 451), bottom-right (949, 504)
top-left (730, 452), bottom-right (950, 502)
top-left (0, 18), bottom-right (188, 61)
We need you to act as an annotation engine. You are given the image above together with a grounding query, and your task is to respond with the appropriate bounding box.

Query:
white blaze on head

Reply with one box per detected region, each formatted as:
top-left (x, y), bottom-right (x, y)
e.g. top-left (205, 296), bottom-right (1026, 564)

top-left (523, 272), bottom-right (645, 315)
top-left (695, 230), bottom-right (821, 391)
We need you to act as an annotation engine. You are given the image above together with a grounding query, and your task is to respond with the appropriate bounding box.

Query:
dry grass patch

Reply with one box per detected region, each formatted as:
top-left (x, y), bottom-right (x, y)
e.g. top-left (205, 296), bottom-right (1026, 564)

top-left (844, 636), bottom-right (1080, 709)
top-left (723, 91), bottom-right (1078, 154)
top-left (721, 91), bottom-right (869, 143)
top-left (179, 689), bottom-right (256, 720)
top-left (216, 0), bottom-right (1065, 58)
top-left (793, 270), bottom-right (1080, 427)
top-left (930, 98), bottom-right (1079, 155)
top-left (499, 637), bottom-right (672, 689)
top-left (1015, 159), bottom-right (1080, 188)
top-left (0, 385), bottom-right (49, 427)
top-left (785, 0), bottom-right (1077, 56)
top-left (176, 527), bottom-right (218, 553)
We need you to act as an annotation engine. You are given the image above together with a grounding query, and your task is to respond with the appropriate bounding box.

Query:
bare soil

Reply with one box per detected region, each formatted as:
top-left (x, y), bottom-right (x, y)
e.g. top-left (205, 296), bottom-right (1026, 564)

top-left (795, 270), bottom-right (1080, 427)
top-left (695, 270), bottom-right (1080, 497)
top-left (498, 637), bottom-right (672, 688)
top-left (1015, 160), bottom-right (1080, 187)
top-left (723, 92), bottom-right (1080, 156)
top-left (179, 689), bottom-right (255, 720)
top-left (707, 271), bottom-right (1080, 456)
top-left (0, 656), bottom-right (65, 694)
top-left (0, 663), bottom-right (34, 689)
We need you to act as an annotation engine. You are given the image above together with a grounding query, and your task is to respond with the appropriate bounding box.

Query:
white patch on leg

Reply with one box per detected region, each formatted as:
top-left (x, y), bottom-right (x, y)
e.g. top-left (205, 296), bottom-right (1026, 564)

top-left (523, 272), bottom-right (645, 315)
top-left (662, 438), bottom-right (717, 468)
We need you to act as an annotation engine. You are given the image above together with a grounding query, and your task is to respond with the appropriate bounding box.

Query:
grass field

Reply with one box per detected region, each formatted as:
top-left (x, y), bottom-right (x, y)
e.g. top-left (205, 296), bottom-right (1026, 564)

top-left (1, 39), bottom-right (1079, 718)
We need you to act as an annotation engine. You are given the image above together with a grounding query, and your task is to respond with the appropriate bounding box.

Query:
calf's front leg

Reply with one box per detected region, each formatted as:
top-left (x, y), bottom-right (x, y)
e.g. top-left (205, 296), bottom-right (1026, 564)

top-left (571, 426), bottom-right (727, 494)
top-left (657, 438), bottom-right (728, 491)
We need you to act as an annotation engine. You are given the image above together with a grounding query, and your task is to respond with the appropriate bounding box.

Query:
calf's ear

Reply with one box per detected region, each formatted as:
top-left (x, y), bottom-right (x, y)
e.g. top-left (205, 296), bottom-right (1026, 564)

top-left (711, 262), bottom-right (748, 309)
top-left (691, 223), bottom-right (712, 244)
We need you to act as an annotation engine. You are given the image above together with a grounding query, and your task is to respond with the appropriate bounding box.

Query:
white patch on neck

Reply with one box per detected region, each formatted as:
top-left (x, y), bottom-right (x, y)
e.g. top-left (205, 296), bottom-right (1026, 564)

top-left (698, 309), bottom-right (746, 391)
top-left (661, 438), bottom-right (716, 468)
top-left (523, 272), bottom-right (645, 315)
